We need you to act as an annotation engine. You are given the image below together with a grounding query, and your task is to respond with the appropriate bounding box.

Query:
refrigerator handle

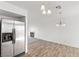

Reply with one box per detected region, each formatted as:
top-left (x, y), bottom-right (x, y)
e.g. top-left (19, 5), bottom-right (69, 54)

top-left (12, 28), bottom-right (16, 44)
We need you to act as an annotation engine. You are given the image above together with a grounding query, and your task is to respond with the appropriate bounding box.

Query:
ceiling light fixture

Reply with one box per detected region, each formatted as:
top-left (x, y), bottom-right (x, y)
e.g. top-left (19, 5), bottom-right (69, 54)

top-left (56, 5), bottom-right (66, 27)
top-left (41, 4), bottom-right (52, 15)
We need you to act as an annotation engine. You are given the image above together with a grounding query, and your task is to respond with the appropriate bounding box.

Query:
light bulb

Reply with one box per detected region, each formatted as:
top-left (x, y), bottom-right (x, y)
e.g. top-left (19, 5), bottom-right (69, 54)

top-left (42, 10), bottom-right (46, 15)
top-left (41, 5), bottom-right (45, 10)
top-left (47, 9), bottom-right (52, 15)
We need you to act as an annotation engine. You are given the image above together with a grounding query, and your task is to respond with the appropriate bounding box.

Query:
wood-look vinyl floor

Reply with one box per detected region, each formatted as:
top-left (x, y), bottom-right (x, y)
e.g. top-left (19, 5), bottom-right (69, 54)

top-left (24, 39), bottom-right (79, 57)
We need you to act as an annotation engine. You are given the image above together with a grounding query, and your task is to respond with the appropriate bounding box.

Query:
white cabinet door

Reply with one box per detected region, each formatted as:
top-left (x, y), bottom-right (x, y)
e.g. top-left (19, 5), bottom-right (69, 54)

top-left (14, 21), bottom-right (25, 56)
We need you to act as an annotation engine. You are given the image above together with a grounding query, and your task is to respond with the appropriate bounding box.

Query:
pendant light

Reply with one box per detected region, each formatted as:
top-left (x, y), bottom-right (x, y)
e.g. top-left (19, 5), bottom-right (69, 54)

top-left (56, 5), bottom-right (66, 27)
top-left (41, 4), bottom-right (52, 15)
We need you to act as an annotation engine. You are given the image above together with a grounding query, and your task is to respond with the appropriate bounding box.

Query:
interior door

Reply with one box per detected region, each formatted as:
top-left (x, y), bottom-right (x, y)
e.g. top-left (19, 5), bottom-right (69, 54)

top-left (1, 19), bottom-right (14, 57)
top-left (14, 21), bottom-right (25, 56)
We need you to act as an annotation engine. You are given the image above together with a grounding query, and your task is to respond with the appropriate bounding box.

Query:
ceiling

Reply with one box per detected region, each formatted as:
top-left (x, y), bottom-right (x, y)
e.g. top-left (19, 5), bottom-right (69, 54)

top-left (6, 1), bottom-right (79, 28)
top-left (6, 1), bottom-right (79, 15)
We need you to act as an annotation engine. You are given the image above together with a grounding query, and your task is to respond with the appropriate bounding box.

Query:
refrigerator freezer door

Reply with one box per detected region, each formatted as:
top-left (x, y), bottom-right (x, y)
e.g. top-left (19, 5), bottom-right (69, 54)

top-left (1, 41), bottom-right (13, 57)
top-left (1, 19), bottom-right (14, 57)
top-left (2, 19), bottom-right (14, 33)
top-left (14, 21), bottom-right (25, 56)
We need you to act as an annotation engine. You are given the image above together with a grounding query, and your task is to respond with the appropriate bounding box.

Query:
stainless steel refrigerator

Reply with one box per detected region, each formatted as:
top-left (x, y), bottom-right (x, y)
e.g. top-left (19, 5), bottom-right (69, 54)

top-left (1, 18), bottom-right (25, 57)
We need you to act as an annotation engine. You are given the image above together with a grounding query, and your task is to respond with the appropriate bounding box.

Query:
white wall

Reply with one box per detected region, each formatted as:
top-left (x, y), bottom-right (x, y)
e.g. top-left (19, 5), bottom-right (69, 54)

top-left (28, 2), bottom-right (79, 48)
top-left (0, 2), bottom-right (27, 52)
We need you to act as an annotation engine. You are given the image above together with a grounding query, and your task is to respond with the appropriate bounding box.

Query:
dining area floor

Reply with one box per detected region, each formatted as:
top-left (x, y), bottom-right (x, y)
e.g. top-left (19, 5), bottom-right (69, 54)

top-left (23, 38), bottom-right (79, 57)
